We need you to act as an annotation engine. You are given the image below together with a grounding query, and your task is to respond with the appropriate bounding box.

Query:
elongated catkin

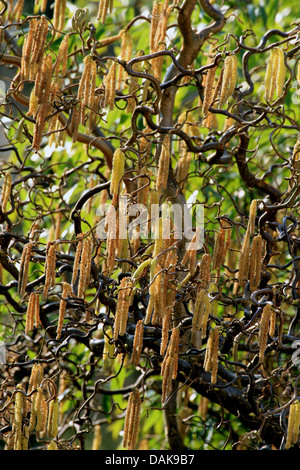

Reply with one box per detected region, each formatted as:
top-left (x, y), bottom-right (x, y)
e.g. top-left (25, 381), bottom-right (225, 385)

top-left (219, 54), bottom-right (237, 109)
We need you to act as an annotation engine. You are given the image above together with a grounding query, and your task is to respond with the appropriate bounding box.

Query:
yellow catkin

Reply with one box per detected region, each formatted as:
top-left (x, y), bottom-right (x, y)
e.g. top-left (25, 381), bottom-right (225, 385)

top-left (156, 135), bottom-right (170, 192)
top-left (110, 149), bottom-right (125, 197)
top-left (18, 242), bottom-right (33, 297)
top-left (47, 398), bottom-right (59, 438)
top-left (202, 60), bottom-right (217, 117)
top-left (197, 253), bottom-right (212, 291)
top-left (54, 34), bottom-right (69, 77)
top-left (104, 60), bottom-right (117, 110)
top-left (150, 1), bottom-right (163, 54)
top-left (92, 424), bottom-right (102, 450)
top-left (47, 441), bottom-right (58, 450)
top-left (57, 282), bottom-right (72, 339)
top-left (25, 292), bottom-right (39, 333)
top-left (43, 242), bottom-right (56, 300)
top-left (30, 16), bottom-right (49, 78)
top-left (116, 30), bottom-right (133, 91)
top-left (204, 328), bottom-right (219, 384)
top-left (248, 199), bottom-right (257, 236)
top-left (113, 277), bottom-right (133, 341)
top-left (219, 54), bottom-right (238, 109)
top-left (258, 302), bottom-right (272, 362)
top-left (122, 389), bottom-right (141, 450)
top-left (34, 54), bottom-right (52, 106)
top-left (97, 0), bottom-right (110, 23)
top-left (161, 327), bottom-right (180, 402)
top-left (131, 320), bottom-right (144, 366)
top-left (33, 388), bottom-right (47, 433)
top-left (285, 401), bottom-right (300, 449)
top-left (77, 237), bottom-right (93, 298)
top-left (0, 172), bottom-right (12, 211)
top-left (264, 48), bottom-right (277, 102)
top-left (53, 0), bottom-right (66, 33)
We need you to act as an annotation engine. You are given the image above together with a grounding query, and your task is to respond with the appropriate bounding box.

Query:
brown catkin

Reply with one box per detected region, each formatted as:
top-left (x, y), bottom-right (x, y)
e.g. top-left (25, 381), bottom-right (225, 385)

top-left (53, 0), bottom-right (66, 33)
top-left (113, 277), bottom-right (133, 341)
top-left (0, 172), bottom-right (12, 211)
top-left (43, 242), bottom-right (56, 300)
top-left (258, 302), bottom-right (272, 362)
top-left (56, 282), bottom-right (72, 339)
top-left (25, 292), bottom-right (39, 333)
top-left (161, 327), bottom-right (180, 402)
top-left (204, 328), bottom-right (219, 384)
top-left (122, 389), bottom-right (141, 450)
top-left (77, 237), bottom-right (93, 298)
top-left (237, 228), bottom-right (250, 288)
top-left (131, 320), bottom-right (144, 366)
top-left (54, 34), bottom-right (69, 77)
top-left (156, 135), bottom-right (170, 192)
top-left (285, 400), bottom-right (300, 449)
top-left (34, 388), bottom-right (48, 434)
top-left (249, 234), bottom-right (263, 291)
top-left (202, 60), bottom-right (217, 117)
top-left (18, 242), bottom-right (33, 297)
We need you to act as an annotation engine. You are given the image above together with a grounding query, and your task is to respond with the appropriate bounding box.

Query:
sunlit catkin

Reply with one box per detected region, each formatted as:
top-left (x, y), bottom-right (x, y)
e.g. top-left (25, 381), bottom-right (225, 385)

top-left (204, 327), bottom-right (219, 384)
top-left (161, 327), bottom-right (180, 402)
top-left (104, 60), bottom-right (117, 110)
top-left (156, 135), bottom-right (170, 192)
top-left (150, 1), bottom-right (163, 54)
top-left (54, 34), bottom-right (69, 77)
top-left (97, 0), bottom-right (113, 23)
top-left (122, 389), bottom-right (141, 450)
top-left (192, 289), bottom-right (210, 348)
top-left (219, 54), bottom-right (238, 109)
top-left (110, 149), bottom-right (125, 196)
top-left (264, 47), bottom-right (286, 102)
top-left (34, 387), bottom-right (48, 434)
top-left (285, 400), bottom-right (300, 449)
top-left (202, 60), bottom-right (217, 117)
top-left (258, 302), bottom-right (272, 362)
top-left (18, 242), bottom-right (33, 297)
top-left (131, 320), bottom-right (144, 366)
top-left (43, 242), bottom-right (56, 300)
top-left (0, 172), bottom-right (12, 212)
top-left (53, 0), bottom-right (66, 33)
top-left (113, 277), bottom-right (133, 341)
top-left (77, 236), bottom-right (93, 298)
top-left (25, 292), bottom-right (40, 334)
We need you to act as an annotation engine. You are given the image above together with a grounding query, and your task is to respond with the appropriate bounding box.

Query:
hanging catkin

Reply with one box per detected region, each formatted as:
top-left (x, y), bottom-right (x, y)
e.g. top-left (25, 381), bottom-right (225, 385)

top-left (285, 400), bottom-right (300, 449)
top-left (218, 54), bottom-right (238, 109)
top-left (264, 47), bottom-right (286, 103)
top-left (18, 242), bottom-right (33, 297)
top-left (122, 389), bottom-right (141, 450)
top-left (204, 327), bottom-right (219, 384)
top-left (202, 59), bottom-right (217, 117)
top-left (113, 277), bottom-right (133, 341)
top-left (258, 302), bottom-right (272, 362)
top-left (43, 242), bottom-right (56, 300)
